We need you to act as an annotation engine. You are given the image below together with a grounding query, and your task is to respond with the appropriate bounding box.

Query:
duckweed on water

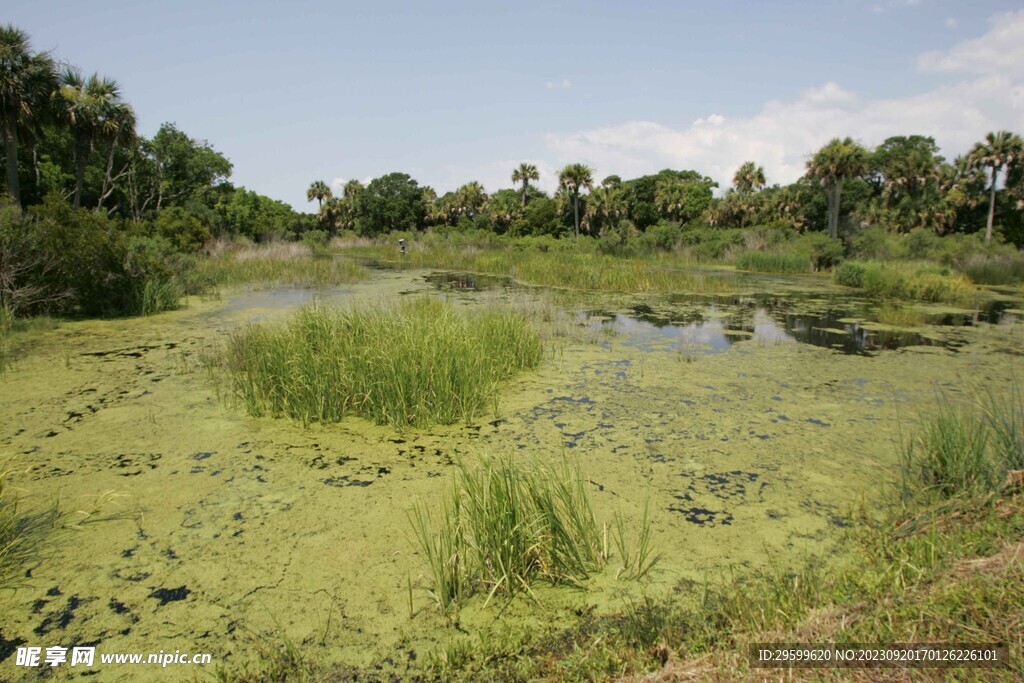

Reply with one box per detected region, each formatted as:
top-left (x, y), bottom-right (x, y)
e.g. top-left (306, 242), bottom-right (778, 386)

top-left (214, 298), bottom-right (543, 429)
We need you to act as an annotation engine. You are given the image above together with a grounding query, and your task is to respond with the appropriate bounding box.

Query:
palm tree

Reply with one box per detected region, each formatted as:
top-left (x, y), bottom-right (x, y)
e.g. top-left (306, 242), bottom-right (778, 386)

top-left (968, 131), bottom-right (1024, 242)
top-left (733, 161), bottom-right (766, 194)
top-left (342, 179), bottom-right (364, 200)
top-left (654, 178), bottom-right (688, 222)
top-left (454, 181), bottom-right (487, 219)
top-left (511, 163), bottom-right (539, 207)
top-left (54, 68), bottom-right (134, 209)
top-left (806, 137), bottom-right (869, 239)
top-left (558, 163), bottom-right (593, 238)
top-left (0, 25), bottom-right (57, 205)
top-left (307, 180), bottom-right (332, 211)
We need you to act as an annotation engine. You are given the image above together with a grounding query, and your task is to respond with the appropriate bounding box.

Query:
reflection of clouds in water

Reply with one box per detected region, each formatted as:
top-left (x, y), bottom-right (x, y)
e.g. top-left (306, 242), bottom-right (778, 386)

top-left (607, 308), bottom-right (797, 354)
top-left (752, 308), bottom-right (795, 344)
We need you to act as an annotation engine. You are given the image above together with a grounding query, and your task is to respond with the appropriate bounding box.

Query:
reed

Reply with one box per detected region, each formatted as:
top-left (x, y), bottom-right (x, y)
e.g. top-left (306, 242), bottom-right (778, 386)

top-left (734, 250), bottom-right (811, 274)
top-left (194, 242), bottom-right (366, 288)
top-left (899, 383), bottom-right (1024, 501)
top-left (216, 298), bottom-right (542, 429)
top-left (410, 454), bottom-right (608, 612)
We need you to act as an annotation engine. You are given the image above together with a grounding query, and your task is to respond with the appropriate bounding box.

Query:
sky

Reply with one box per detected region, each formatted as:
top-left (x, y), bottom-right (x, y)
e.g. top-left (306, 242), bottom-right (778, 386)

top-left (9, 0), bottom-right (1024, 210)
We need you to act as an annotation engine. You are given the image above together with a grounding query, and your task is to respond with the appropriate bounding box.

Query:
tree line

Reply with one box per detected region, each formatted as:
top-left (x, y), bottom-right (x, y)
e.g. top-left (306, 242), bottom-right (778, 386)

top-left (308, 134), bottom-right (1024, 247)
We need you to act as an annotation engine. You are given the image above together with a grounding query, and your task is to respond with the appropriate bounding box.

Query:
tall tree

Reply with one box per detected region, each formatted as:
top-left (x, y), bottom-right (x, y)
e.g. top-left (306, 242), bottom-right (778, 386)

top-left (454, 181), bottom-right (487, 220)
top-left (0, 25), bottom-right (56, 205)
top-left (54, 68), bottom-right (134, 209)
top-left (806, 137), bottom-right (869, 239)
top-left (733, 161), bottom-right (766, 194)
top-left (511, 163), bottom-right (539, 207)
top-left (968, 131), bottom-right (1024, 242)
top-left (557, 163), bottom-right (593, 238)
top-left (306, 180), bottom-right (331, 211)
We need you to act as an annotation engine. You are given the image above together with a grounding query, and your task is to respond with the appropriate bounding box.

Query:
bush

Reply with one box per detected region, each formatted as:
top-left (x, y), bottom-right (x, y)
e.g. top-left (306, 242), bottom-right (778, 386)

top-left (300, 229), bottom-right (331, 255)
top-left (834, 262), bottom-right (866, 288)
top-left (792, 233), bottom-right (843, 270)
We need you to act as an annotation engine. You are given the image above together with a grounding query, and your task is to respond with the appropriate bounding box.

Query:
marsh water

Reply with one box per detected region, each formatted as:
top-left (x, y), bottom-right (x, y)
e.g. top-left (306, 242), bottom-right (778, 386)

top-left (1, 265), bottom-right (1022, 679)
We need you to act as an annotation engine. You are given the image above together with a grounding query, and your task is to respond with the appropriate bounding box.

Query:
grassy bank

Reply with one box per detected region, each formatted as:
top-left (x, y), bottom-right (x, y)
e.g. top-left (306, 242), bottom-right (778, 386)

top-left (209, 297), bottom-right (543, 429)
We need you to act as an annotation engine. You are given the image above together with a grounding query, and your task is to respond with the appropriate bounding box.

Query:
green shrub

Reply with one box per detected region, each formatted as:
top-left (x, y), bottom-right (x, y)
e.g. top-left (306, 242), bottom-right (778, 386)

top-left (794, 232), bottom-right (844, 270)
top-left (834, 262), bottom-right (866, 288)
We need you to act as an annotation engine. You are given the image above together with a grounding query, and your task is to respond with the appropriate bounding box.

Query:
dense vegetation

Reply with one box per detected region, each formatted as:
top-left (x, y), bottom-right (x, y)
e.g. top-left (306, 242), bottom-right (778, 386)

top-left (3, 23), bottom-right (1024, 325)
top-left (209, 298), bottom-right (543, 429)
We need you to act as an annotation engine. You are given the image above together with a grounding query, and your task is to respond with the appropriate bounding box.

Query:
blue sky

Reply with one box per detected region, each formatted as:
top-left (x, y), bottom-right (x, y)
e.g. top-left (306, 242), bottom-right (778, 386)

top-left (9, 1), bottom-right (1024, 209)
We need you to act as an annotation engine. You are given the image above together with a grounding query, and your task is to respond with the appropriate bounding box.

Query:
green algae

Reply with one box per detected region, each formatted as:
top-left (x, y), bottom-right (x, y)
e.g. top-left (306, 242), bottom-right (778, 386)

top-left (0, 268), bottom-right (1022, 680)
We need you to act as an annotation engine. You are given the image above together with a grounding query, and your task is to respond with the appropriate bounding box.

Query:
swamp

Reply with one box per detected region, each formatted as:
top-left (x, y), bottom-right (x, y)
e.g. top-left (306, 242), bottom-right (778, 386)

top-left (2, 257), bottom-right (1022, 680)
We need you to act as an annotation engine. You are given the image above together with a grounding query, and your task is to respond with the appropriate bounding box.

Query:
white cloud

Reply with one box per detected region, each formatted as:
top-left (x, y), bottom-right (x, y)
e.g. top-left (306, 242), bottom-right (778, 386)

top-left (542, 14), bottom-right (1024, 191)
top-left (918, 10), bottom-right (1024, 78)
top-left (545, 78), bottom-right (572, 90)
top-left (946, 17), bottom-right (958, 29)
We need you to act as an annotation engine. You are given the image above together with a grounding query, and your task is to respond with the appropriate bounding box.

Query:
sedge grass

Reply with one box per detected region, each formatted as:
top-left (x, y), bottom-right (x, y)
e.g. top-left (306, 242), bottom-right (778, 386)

top-left (215, 297), bottom-right (542, 429)
top-left (0, 459), bottom-right (62, 590)
top-left (734, 250), bottom-right (811, 274)
top-left (900, 382), bottom-right (1023, 501)
top-left (411, 454), bottom-right (609, 612)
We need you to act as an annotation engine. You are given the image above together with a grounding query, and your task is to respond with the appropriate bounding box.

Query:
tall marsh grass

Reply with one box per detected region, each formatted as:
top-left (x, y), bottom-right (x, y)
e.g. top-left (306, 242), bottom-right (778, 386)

top-left (194, 241), bottom-right (367, 288)
top-left (901, 382), bottom-right (1024, 500)
top-left (734, 250), bottom-right (811, 274)
top-left (216, 298), bottom-right (542, 429)
top-left (411, 454), bottom-right (609, 611)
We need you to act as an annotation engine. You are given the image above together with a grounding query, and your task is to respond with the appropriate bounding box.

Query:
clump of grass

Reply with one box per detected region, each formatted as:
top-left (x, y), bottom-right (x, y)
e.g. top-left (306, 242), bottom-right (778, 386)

top-left (411, 454), bottom-right (609, 611)
top-left (734, 250), bottom-right (810, 274)
top-left (960, 253), bottom-right (1024, 286)
top-left (215, 298), bottom-right (542, 429)
top-left (901, 383), bottom-right (1023, 501)
top-left (1, 460), bottom-right (62, 590)
top-left (834, 260), bottom-right (976, 303)
top-left (874, 303), bottom-right (926, 326)
top-left (612, 498), bottom-right (662, 581)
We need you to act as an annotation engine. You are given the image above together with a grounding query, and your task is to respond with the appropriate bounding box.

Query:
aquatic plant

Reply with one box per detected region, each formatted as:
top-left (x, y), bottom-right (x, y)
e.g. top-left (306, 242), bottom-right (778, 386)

top-left (411, 454), bottom-right (609, 611)
top-left (734, 250), bottom-right (811, 274)
top-left (216, 298), bottom-right (542, 429)
top-left (612, 498), bottom-right (661, 580)
top-left (874, 303), bottom-right (926, 327)
top-left (0, 460), bottom-right (61, 590)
